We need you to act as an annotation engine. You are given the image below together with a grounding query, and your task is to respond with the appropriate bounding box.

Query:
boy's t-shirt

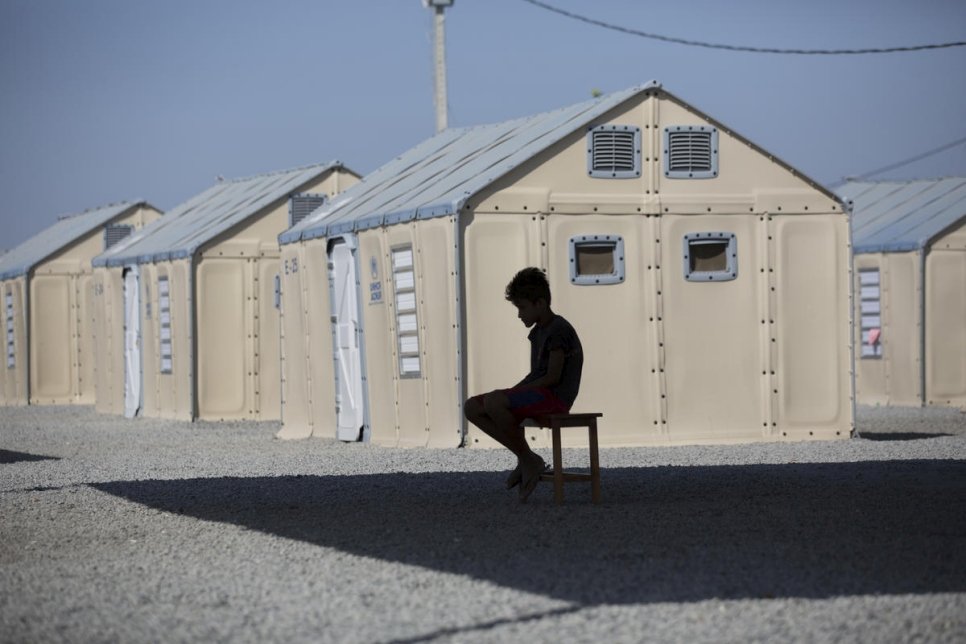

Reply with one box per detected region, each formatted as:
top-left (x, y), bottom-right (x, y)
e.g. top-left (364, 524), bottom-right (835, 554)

top-left (520, 314), bottom-right (583, 408)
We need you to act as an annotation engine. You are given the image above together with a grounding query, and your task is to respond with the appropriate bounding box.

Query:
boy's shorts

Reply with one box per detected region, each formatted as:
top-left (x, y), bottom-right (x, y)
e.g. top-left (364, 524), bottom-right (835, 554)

top-left (470, 386), bottom-right (570, 425)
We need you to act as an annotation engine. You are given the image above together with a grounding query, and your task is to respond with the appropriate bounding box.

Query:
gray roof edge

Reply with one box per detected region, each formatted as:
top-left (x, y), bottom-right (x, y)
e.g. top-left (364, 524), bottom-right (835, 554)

top-left (3, 199), bottom-right (150, 279)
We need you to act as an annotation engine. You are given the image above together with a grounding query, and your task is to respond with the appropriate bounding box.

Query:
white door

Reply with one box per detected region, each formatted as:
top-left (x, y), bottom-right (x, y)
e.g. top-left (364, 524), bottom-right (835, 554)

top-left (328, 239), bottom-right (365, 441)
top-left (123, 267), bottom-right (141, 418)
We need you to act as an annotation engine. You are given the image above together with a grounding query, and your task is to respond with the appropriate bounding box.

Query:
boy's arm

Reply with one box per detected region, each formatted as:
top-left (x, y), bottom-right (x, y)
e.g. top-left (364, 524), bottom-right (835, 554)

top-left (517, 349), bottom-right (565, 389)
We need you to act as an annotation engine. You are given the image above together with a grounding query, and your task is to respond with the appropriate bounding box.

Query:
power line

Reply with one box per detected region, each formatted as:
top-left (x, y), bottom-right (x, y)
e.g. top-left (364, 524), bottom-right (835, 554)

top-left (520, 0), bottom-right (966, 55)
top-left (837, 135), bottom-right (966, 184)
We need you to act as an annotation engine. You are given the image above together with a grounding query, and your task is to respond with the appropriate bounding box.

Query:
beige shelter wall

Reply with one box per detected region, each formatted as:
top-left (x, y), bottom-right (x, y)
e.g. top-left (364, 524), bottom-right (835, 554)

top-left (548, 214), bottom-right (662, 446)
top-left (139, 263), bottom-right (160, 417)
top-left (461, 90), bottom-right (849, 446)
top-left (29, 273), bottom-right (74, 403)
top-left (352, 222), bottom-right (460, 447)
top-left (91, 267), bottom-right (124, 414)
top-left (357, 230), bottom-right (396, 445)
top-left (277, 242), bottom-right (312, 438)
top-left (853, 252), bottom-right (921, 406)
top-left (925, 247), bottom-right (966, 406)
top-left (300, 241), bottom-right (338, 437)
top-left (773, 215), bottom-right (852, 436)
top-left (142, 260), bottom-right (193, 420)
top-left (0, 277), bottom-right (28, 405)
top-left (660, 214), bottom-right (769, 442)
top-left (194, 172), bottom-right (348, 422)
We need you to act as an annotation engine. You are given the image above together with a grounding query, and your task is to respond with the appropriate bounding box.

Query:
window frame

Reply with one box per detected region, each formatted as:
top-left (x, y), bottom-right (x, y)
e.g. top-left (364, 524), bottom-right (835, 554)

top-left (682, 232), bottom-right (738, 282)
top-left (568, 235), bottom-right (626, 285)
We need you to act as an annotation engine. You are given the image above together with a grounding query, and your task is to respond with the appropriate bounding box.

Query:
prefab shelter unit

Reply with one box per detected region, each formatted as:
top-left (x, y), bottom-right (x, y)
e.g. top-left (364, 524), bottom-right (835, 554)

top-left (0, 201), bottom-right (162, 406)
top-left (92, 163), bottom-right (359, 420)
top-left (279, 82), bottom-right (853, 448)
top-left (837, 178), bottom-right (966, 407)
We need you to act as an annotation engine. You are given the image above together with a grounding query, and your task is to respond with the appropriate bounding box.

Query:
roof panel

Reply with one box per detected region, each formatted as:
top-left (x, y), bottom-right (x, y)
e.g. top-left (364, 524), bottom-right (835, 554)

top-left (95, 162), bottom-right (341, 267)
top-left (837, 178), bottom-right (966, 253)
top-left (0, 201), bottom-right (145, 280)
top-left (280, 84), bottom-right (653, 244)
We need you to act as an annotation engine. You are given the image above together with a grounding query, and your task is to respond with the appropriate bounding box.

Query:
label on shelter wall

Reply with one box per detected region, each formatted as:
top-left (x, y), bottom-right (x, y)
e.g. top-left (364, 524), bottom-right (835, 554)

top-left (369, 256), bottom-right (382, 304)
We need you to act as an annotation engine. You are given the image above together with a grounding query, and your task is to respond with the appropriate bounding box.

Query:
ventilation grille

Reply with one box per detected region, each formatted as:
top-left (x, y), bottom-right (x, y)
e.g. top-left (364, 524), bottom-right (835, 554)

top-left (587, 125), bottom-right (641, 178)
top-left (158, 276), bottom-right (172, 374)
top-left (664, 126), bottom-right (718, 179)
top-left (290, 193), bottom-right (327, 227)
top-left (104, 224), bottom-right (134, 250)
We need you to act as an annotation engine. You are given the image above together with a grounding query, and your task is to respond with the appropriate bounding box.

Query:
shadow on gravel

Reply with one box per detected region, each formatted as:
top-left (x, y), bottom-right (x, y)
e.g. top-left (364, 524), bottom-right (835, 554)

top-left (92, 459), bottom-right (966, 605)
top-left (0, 449), bottom-right (60, 464)
top-left (858, 432), bottom-right (952, 441)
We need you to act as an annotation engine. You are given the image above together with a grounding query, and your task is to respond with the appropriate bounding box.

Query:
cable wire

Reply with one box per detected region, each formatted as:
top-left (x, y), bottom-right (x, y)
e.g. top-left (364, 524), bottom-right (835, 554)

top-left (835, 135), bottom-right (966, 185)
top-left (520, 0), bottom-right (966, 55)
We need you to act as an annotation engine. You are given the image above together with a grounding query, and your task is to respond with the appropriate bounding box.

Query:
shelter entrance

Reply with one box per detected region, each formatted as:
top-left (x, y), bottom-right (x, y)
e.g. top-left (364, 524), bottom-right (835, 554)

top-left (328, 237), bottom-right (366, 441)
top-left (122, 267), bottom-right (141, 418)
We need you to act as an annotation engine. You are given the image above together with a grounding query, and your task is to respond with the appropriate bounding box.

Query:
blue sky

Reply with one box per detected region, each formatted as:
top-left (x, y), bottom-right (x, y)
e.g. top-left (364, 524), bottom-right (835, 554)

top-left (2, 0), bottom-right (964, 250)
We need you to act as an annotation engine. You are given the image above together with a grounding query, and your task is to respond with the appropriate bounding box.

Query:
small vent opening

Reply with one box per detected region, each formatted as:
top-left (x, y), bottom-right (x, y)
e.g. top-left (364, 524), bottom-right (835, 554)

top-left (587, 125), bottom-right (641, 179)
top-left (683, 232), bottom-right (737, 282)
top-left (104, 224), bottom-right (134, 250)
top-left (664, 126), bottom-right (718, 179)
top-left (290, 193), bottom-right (327, 228)
top-left (689, 241), bottom-right (728, 273)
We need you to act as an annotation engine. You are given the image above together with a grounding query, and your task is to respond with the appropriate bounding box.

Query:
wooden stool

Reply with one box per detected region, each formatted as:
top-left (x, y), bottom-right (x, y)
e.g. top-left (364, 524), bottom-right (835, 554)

top-left (531, 412), bottom-right (603, 504)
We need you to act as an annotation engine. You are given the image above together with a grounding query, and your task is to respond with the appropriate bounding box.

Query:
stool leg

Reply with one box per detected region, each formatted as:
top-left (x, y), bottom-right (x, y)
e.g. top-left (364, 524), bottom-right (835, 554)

top-left (588, 420), bottom-right (601, 504)
top-left (552, 422), bottom-right (564, 505)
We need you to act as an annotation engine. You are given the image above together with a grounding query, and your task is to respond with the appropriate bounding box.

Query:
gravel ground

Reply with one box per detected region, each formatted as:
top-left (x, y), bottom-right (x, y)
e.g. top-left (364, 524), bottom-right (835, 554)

top-left (1, 404), bottom-right (965, 643)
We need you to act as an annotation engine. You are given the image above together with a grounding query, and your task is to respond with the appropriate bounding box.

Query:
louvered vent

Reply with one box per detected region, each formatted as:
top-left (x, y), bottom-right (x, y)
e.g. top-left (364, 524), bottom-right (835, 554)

top-left (290, 193), bottom-right (327, 227)
top-left (664, 126), bottom-right (718, 179)
top-left (104, 224), bottom-right (134, 250)
top-left (587, 125), bottom-right (641, 179)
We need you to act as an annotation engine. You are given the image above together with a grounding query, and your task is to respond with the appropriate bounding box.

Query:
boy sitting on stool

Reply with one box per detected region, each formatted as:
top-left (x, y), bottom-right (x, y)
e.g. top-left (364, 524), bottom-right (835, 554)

top-left (464, 267), bottom-right (584, 502)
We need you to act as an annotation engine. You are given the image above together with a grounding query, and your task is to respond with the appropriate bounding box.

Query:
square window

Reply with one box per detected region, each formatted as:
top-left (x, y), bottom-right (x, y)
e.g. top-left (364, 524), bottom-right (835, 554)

top-left (568, 235), bottom-right (625, 285)
top-left (683, 233), bottom-right (737, 282)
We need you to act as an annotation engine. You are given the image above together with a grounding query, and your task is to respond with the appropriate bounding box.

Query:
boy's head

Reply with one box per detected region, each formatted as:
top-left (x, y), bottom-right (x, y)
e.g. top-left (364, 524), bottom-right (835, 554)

top-left (505, 267), bottom-right (551, 327)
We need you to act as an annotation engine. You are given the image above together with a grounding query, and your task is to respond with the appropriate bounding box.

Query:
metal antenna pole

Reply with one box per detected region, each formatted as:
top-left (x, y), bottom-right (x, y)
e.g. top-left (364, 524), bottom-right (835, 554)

top-left (424, 0), bottom-right (453, 133)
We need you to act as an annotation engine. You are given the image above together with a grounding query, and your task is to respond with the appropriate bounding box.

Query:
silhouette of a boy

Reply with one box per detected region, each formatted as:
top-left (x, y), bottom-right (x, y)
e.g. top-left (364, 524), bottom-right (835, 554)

top-left (464, 267), bottom-right (583, 502)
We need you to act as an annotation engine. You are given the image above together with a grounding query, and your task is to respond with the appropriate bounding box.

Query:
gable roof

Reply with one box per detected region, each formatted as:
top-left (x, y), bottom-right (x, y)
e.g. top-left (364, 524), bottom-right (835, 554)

top-left (281, 81), bottom-right (839, 245)
top-left (280, 83), bottom-right (656, 244)
top-left (837, 177), bottom-right (966, 253)
top-left (95, 162), bottom-right (344, 267)
top-left (0, 201), bottom-right (149, 280)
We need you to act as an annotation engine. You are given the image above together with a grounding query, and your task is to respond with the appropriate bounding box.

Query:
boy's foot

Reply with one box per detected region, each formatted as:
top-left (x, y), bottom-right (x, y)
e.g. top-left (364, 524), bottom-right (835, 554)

top-left (505, 463), bottom-right (522, 490)
top-left (518, 456), bottom-right (547, 503)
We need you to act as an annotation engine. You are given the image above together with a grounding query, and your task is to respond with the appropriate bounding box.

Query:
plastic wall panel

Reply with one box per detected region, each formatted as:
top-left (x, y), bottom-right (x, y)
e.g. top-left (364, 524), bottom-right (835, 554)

top-left (414, 217), bottom-right (461, 448)
top-left (76, 273), bottom-right (95, 403)
top-left (358, 230), bottom-right (396, 446)
top-left (277, 243), bottom-right (311, 438)
top-left (883, 253), bottom-right (921, 405)
top-left (29, 275), bottom-right (72, 402)
top-left (463, 214), bottom-right (540, 448)
top-left (925, 249), bottom-right (966, 406)
top-left (197, 258), bottom-right (248, 418)
top-left (660, 215), bottom-right (766, 442)
top-left (257, 257), bottom-right (282, 420)
top-left (547, 214), bottom-right (661, 447)
top-left (154, 261), bottom-right (192, 420)
top-left (0, 278), bottom-right (27, 405)
top-left (139, 264), bottom-right (160, 417)
top-left (302, 241), bottom-right (338, 438)
top-left (774, 216), bottom-right (851, 436)
top-left (386, 224), bottom-right (428, 447)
